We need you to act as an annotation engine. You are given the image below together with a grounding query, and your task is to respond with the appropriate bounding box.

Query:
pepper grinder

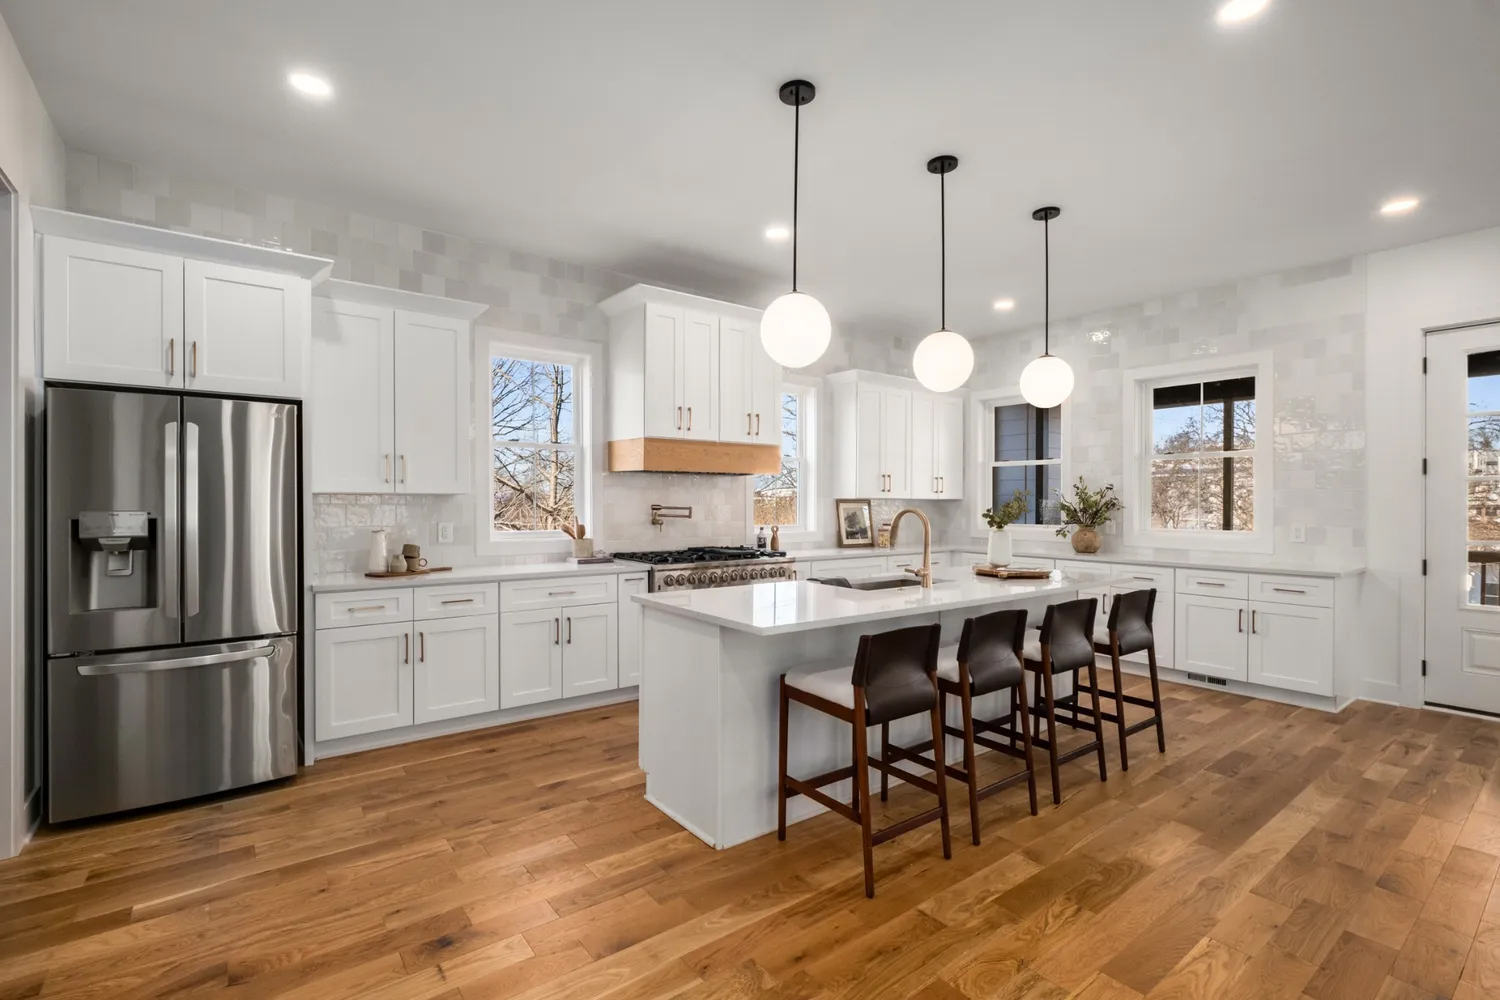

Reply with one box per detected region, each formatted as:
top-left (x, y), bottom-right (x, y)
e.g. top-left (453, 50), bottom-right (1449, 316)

top-left (770, 524), bottom-right (780, 551)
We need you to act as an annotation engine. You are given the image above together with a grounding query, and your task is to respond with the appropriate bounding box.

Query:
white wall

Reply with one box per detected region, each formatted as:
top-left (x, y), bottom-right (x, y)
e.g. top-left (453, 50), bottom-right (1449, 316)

top-left (0, 9), bottom-right (65, 858)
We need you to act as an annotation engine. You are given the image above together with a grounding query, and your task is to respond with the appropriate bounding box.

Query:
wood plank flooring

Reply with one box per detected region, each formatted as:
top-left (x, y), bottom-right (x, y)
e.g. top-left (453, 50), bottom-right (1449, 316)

top-left (4, 676), bottom-right (1500, 999)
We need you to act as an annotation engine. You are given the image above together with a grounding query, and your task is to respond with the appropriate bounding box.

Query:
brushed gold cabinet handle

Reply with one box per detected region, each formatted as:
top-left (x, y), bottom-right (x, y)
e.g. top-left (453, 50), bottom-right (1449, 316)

top-left (1238, 609), bottom-right (1244, 633)
top-left (755, 413), bottom-right (760, 436)
top-left (384, 454), bottom-right (391, 483)
top-left (677, 406), bottom-right (682, 430)
top-left (167, 338), bottom-right (175, 376)
top-left (190, 341), bottom-right (198, 378)
top-left (347, 604), bottom-right (385, 613)
top-left (687, 406), bottom-right (693, 431)
top-left (747, 413), bottom-right (752, 435)
top-left (400, 455), bottom-right (407, 483)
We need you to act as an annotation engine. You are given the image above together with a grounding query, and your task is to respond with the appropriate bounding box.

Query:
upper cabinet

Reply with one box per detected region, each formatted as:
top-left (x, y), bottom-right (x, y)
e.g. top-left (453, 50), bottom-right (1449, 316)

top-left (830, 370), bottom-right (965, 500)
top-left (600, 285), bottom-right (781, 473)
top-left (35, 209), bottom-right (331, 397)
top-left (308, 281), bottom-right (485, 495)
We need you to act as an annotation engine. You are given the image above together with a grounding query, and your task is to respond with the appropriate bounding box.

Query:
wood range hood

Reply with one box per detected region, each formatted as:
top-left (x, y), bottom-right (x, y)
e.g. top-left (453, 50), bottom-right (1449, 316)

top-left (607, 438), bottom-right (780, 475)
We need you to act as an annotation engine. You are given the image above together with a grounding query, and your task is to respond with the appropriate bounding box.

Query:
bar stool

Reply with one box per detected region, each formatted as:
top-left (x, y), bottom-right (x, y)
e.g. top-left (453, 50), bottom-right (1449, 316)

top-left (1023, 597), bottom-right (1107, 804)
top-left (778, 623), bottom-right (951, 898)
top-left (887, 609), bottom-right (1037, 845)
top-left (1076, 588), bottom-right (1167, 771)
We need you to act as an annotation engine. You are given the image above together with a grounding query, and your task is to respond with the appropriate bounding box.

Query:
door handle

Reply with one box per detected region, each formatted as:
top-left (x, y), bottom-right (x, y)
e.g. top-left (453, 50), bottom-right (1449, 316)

top-left (184, 421), bottom-right (200, 617)
top-left (677, 406), bottom-right (682, 430)
top-left (755, 413), bottom-right (760, 436)
top-left (167, 338), bottom-right (175, 376)
top-left (1251, 610), bottom-right (1257, 634)
top-left (566, 617), bottom-right (573, 644)
top-left (1198, 581), bottom-right (1227, 588)
top-left (163, 421), bottom-right (179, 620)
top-left (76, 644), bottom-right (276, 676)
top-left (400, 455), bottom-right (407, 484)
top-left (554, 618), bottom-right (560, 645)
top-left (440, 598), bottom-right (474, 605)
top-left (1238, 608), bottom-right (1244, 633)
top-left (404, 632), bottom-right (410, 664)
top-left (1271, 587), bottom-right (1306, 594)
top-left (190, 341), bottom-right (198, 378)
top-left (687, 406), bottom-right (693, 431)
top-left (347, 604), bottom-right (387, 613)
top-left (748, 412), bottom-right (752, 436)
top-left (419, 631), bottom-right (425, 662)
top-left (384, 453), bottom-right (391, 484)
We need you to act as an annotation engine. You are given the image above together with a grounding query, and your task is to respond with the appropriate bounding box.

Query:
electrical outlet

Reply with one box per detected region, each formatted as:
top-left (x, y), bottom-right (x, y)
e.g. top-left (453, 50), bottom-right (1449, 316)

top-left (437, 522), bottom-right (454, 544)
top-left (1290, 524), bottom-right (1306, 543)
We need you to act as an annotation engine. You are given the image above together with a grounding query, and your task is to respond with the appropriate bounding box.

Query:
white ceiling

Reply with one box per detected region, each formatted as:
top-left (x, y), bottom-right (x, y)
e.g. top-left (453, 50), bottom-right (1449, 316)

top-left (4, 0), bottom-right (1499, 341)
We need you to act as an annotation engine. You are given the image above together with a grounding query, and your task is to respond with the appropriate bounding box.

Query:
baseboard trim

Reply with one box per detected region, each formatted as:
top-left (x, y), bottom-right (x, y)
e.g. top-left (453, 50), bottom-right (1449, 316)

top-left (1116, 661), bottom-right (1341, 714)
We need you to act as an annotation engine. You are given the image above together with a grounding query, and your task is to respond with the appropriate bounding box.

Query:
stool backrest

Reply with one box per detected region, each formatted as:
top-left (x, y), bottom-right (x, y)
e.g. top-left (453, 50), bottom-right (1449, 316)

top-left (852, 622), bottom-right (941, 725)
top-left (1107, 587), bottom-right (1156, 656)
top-left (1039, 597), bottom-right (1098, 673)
top-left (957, 608), bottom-right (1027, 695)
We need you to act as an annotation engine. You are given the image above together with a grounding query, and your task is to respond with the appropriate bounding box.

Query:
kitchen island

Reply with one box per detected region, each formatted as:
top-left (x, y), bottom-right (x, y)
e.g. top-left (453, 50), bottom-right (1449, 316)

top-left (633, 573), bottom-right (1101, 848)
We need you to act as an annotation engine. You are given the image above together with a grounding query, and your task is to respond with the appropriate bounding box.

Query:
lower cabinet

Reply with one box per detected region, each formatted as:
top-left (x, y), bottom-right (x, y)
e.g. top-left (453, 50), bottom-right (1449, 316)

top-left (1175, 594), bottom-right (1250, 681)
top-left (1249, 602), bottom-right (1333, 695)
top-left (414, 615), bottom-right (500, 724)
top-left (617, 574), bottom-right (647, 687)
top-left (1173, 572), bottom-right (1335, 696)
top-left (315, 621), bottom-right (413, 740)
top-left (562, 603), bottom-right (618, 697)
top-left (500, 601), bottom-right (619, 709)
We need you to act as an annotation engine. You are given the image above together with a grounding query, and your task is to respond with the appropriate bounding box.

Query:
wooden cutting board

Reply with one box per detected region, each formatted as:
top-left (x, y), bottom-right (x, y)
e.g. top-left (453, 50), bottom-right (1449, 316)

top-left (363, 567), bottom-right (453, 579)
top-left (973, 565), bottom-right (1053, 580)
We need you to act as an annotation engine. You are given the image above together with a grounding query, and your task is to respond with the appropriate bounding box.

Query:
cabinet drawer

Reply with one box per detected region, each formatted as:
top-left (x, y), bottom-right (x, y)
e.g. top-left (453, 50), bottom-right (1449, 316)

top-left (1248, 574), bottom-right (1333, 608)
top-left (1109, 564), bottom-right (1175, 597)
top-left (806, 557), bottom-right (888, 580)
top-left (414, 582), bottom-right (500, 620)
top-left (1175, 569), bottom-right (1249, 600)
top-left (315, 589), bottom-right (413, 628)
top-left (887, 554), bottom-right (946, 572)
top-left (501, 575), bottom-right (617, 611)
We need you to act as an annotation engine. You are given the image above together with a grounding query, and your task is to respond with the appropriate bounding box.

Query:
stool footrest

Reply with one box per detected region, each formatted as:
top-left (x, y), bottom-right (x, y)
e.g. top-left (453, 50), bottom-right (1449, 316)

top-left (872, 806), bottom-right (944, 846)
top-left (782, 776), bottom-right (858, 824)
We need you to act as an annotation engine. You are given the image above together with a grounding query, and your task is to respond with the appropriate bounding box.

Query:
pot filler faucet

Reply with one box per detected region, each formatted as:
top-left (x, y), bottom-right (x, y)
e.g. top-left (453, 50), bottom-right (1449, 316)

top-left (650, 504), bottom-right (693, 529)
top-left (889, 507), bottom-right (933, 588)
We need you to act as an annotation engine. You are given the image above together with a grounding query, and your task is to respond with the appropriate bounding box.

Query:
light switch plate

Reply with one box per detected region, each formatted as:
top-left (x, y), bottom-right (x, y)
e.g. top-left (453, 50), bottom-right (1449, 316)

top-left (1290, 524), bottom-right (1306, 543)
top-left (437, 522), bottom-right (454, 544)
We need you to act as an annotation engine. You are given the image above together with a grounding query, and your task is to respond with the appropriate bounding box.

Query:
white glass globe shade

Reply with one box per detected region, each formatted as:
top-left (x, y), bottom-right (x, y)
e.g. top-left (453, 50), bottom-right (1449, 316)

top-left (760, 292), bottom-right (831, 368)
top-left (912, 330), bottom-right (974, 393)
top-left (1019, 354), bottom-right (1075, 408)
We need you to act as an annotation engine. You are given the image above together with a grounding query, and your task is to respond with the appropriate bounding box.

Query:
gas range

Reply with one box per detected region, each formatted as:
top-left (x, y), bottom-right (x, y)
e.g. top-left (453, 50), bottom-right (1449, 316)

top-left (614, 546), bottom-right (797, 592)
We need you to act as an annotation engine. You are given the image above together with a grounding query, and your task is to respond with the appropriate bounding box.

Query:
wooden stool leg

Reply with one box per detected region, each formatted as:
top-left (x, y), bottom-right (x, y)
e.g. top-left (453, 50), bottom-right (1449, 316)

top-left (777, 677), bottom-right (789, 841)
top-left (879, 721), bottom-right (890, 803)
top-left (1086, 658), bottom-right (1108, 783)
top-left (1014, 684), bottom-right (1039, 816)
top-left (958, 680), bottom-right (980, 845)
top-left (1110, 641), bottom-right (1130, 772)
top-left (852, 700), bottom-right (875, 898)
top-left (1148, 643), bottom-right (1167, 753)
top-left (1040, 662), bottom-right (1062, 805)
top-left (928, 689), bottom-right (952, 861)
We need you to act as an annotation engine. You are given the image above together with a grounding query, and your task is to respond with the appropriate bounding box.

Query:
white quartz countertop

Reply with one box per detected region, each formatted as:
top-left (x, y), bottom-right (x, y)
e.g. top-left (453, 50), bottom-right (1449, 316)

top-left (785, 544), bottom-right (1364, 578)
top-left (309, 560), bottom-right (645, 593)
top-left (633, 573), bottom-right (1109, 636)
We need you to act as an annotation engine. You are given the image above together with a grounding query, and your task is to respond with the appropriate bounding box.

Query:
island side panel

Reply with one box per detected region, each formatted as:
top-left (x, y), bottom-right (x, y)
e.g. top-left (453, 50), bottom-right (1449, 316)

top-left (640, 606), bottom-right (723, 846)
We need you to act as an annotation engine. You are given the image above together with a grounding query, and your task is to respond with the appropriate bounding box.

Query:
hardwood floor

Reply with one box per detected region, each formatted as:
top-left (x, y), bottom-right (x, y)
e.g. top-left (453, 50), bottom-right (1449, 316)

top-left (4, 676), bottom-right (1500, 999)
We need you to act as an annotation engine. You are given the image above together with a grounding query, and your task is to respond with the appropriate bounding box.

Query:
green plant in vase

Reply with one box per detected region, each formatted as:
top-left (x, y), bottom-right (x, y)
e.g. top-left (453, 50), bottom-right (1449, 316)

top-left (981, 489), bottom-right (1029, 567)
top-left (1054, 477), bottom-right (1124, 554)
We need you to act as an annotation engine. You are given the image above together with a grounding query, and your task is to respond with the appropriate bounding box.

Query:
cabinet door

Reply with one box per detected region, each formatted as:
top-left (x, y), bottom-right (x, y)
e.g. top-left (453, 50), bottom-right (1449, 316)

top-left (748, 328), bottom-right (782, 449)
top-left (309, 299), bottom-right (394, 493)
top-left (680, 310), bottom-right (719, 441)
top-left (562, 603), bottom-right (619, 698)
top-left (718, 315), bottom-right (752, 443)
top-left (1249, 602), bottom-right (1333, 696)
top-left (393, 310), bottom-right (470, 494)
top-left (42, 236), bottom-right (184, 388)
top-left (909, 394), bottom-right (937, 499)
top-left (1174, 594), bottom-right (1248, 681)
top-left (618, 574), bottom-right (647, 687)
top-left (314, 622), bottom-right (413, 741)
top-left (414, 615), bottom-right (500, 723)
top-left (184, 261), bottom-right (307, 397)
top-left (881, 388), bottom-right (913, 498)
top-left (644, 303), bottom-right (682, 438)
top-left (855, 385), bottom-right (886, 495)
top-left (500, 608), bottom-right (563, 708)
top-left (935, 396), bottom-right (965, 499)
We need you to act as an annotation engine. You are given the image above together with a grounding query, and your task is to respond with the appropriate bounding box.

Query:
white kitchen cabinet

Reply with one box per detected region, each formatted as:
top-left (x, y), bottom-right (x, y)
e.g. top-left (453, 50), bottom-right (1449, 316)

top-left (618, 574), bottom-right (647, 687)
top-left (414, 615), bottom-right (500, 724)
top-left (500, 608), bottom-right (563, 708)
top-left (680, 310), bottom-right (720, 441)
top-left (830, 371), bottom-right (948, 499)
top-left (394, 310), bottom-right (471, 493)
top-left (910, 394), bottom-right (965, 500)
top-left (1175, 593), bottom-right (1249, 682)
top-left (643, 302), bottom-right (684, 438)
top-left (718, 314), bottom-right (782, 447)
top-left (309, 299), bottom-right (394, 493)
top-left (1249, 602), bottom-right (1333, 696)
top-left (848, 384), bottom-right (910, 496)
top-left (183, 260), bottom-right (308, 397)
top-left (42, 236), bottom-right (184, 389)
top-left (315, 621), bottom-right (413, 740)
top-left (562, 604), bottom-right (619, 698)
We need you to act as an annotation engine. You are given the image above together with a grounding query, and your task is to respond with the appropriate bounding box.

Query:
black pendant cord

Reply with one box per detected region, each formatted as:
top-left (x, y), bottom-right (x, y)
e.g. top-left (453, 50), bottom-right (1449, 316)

top-left (1043, 213), bottom-right (1049, 356)
top-left (939, 169), bottom-right (946, 331)
top-left (791, 96), bottom-right (800, 293)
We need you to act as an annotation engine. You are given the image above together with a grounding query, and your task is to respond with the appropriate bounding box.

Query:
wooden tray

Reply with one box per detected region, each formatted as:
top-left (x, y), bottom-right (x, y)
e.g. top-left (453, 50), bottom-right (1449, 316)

top-left (363, 566), bottom-right (453, 579)
top-left (973, 565), bottom-right (1052, 580)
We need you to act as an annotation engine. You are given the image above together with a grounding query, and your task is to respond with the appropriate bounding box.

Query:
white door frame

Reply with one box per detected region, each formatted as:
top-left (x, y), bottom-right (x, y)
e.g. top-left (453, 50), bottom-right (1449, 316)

top-left (0, 171), bottom-right (21, 858)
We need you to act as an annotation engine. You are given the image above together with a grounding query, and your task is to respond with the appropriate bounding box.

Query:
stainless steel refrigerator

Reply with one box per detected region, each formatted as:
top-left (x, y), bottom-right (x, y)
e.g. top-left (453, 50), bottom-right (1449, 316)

top-left (45, 385), bottom-right (299, 822)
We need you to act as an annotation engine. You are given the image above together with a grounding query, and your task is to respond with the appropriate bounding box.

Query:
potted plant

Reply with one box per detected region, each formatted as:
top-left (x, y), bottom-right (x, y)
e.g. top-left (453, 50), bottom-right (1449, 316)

top-left (981, 489), bottom-right (1030, 567)
top-left (1054, 477), bottom-right (1124, 554)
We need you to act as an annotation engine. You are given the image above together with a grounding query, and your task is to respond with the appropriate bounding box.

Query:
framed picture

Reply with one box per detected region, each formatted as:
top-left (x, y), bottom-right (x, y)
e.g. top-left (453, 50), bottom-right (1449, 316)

top-left (835, 498), bottom-right (875, 548)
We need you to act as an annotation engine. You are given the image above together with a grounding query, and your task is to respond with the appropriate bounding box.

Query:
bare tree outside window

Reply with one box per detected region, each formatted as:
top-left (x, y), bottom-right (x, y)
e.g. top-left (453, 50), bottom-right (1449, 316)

top-left (491, 355), bottom-right (578, 531)
top-left (754, 392), bottom-right (800, 526)
top-left (1149, 378), bottom-right (1255, 531)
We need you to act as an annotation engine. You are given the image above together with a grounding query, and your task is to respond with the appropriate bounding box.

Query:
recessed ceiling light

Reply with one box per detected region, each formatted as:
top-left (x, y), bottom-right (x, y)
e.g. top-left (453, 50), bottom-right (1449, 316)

top-left (992, 298), bottom-right (1016, 312)
top-left (1380, 196), bottom-right (1420, 216)
top-left (1216, 0), bottom-right (1270, 25)
top-left (287, 70), bottom-right (333, 100)
top-left (763, 224), bottom-right (790, 242)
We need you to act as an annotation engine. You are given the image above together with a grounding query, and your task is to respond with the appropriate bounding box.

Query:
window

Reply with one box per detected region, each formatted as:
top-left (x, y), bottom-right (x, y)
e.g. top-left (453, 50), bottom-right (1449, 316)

top-left (1149, 377), bottom-right (1256, 531)
top-left (985, 401), bottom-right (1062, 525)
top-left (489, 352), bottom-right (581, 532)
top-left (754, 387), bottom-right (810, 529)
top-left (1467, 351), bottom-right (1500, 605)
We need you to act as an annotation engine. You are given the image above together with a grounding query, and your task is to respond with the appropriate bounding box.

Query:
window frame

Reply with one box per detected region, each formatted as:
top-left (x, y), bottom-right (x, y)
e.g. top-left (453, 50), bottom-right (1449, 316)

top-left (752, 375), bottom-right (819, 539)
top-left (1121, 352), bottom-right (1274, 553)
top-left (473, 332), bottom-right (603, 556)
top-left (970, 388), bottom-right (1070, 540)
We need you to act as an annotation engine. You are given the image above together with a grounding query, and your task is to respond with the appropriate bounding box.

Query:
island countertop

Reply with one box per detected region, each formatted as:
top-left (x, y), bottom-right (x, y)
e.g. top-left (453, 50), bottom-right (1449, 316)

top-left (632, 573), bottom-right (1109, 636)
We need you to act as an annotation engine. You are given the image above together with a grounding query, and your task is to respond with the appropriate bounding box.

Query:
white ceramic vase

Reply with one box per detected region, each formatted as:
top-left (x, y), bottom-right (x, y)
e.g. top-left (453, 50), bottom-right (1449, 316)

top-left (366, 528), bottom-right (389, 573)
top-left (986, 527), bottom-right (1013, 567)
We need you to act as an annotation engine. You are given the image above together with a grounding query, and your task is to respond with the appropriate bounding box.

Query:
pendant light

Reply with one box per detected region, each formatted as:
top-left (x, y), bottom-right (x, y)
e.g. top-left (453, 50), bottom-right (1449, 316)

top-left (912, 155), bottom-right (974, 393)
top-left (760, 79), bottom-right (831, 369)
top-left (1018, 206), bottom-right (1075, 409)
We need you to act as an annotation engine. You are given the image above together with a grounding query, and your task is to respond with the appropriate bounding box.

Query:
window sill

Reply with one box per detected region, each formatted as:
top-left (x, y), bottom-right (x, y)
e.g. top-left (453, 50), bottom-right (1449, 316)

top-left (475, 533), bottom-right (576, 558)
top-left (1125, 527), bottom-right (1274, 556)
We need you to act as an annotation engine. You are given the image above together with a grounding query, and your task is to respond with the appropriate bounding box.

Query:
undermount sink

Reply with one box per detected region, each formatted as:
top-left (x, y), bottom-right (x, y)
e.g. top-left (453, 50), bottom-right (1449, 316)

top-left (812, 575), bottom-right (948, 592)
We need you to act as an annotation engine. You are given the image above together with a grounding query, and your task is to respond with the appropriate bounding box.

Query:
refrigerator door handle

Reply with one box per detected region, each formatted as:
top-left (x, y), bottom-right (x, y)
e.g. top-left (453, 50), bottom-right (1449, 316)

top-left (75, 645), bottom-right (277, 676)
top-left (163, 421), bottom-right (179, 620)
top-left (184, 422), bottom-right (200, 618)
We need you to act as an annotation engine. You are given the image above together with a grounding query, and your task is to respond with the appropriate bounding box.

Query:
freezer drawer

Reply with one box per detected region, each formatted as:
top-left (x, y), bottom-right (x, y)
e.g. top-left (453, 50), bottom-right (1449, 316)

top-left (47, 636), bottom-right (298, 822)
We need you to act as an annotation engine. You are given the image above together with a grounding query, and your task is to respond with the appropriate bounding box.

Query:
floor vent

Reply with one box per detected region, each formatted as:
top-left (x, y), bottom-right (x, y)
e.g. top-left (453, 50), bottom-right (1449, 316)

top-left (1185, 673), bottom-right (1229, 687)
